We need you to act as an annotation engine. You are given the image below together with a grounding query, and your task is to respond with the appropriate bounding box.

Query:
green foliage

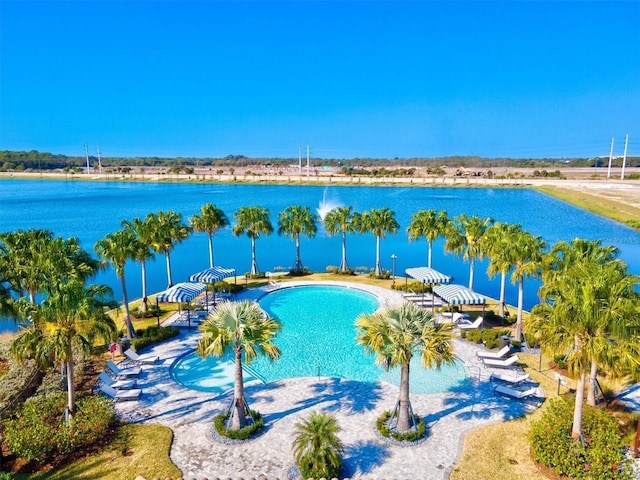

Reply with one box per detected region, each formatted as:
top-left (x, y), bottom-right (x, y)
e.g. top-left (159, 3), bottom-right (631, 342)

top-left (244, 272), bottom-right (267, 279)
top-left (0, 340), bottom-right (37, 411)
top-left (213, 280), bottom-right (243, 294)
top-left (391, 281), bottom-right (429, 293)
top-left (288, 266), bottom-right (310, 276)
top-left (376, 410), bottom-right (426, 442)
top-left (213, 410), bottom-right (263, 440)
top-left (3, 393), bottom-right (115, 463)
top-left (131, 325), bottom-right (179, 350)
top-left (131, 304), bottom-right (162, 318)
top-left (463, 328), bottom-right (511, 349)
top-left (293, 411), bottom-right (344, 480)
top-left (553, 354), bottom-right (567, 370)
top-left (325, 265), bottom-right (355, 275)
top-left (0, 473), bottom-right (15, 480)
top-left (530, 398), bottom-right (632, 479)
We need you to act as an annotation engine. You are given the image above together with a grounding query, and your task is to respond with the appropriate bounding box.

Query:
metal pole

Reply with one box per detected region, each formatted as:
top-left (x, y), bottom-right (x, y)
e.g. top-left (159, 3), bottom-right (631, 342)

top-left (607, 137), bottom-right (614, 178)
top-left (621, 134), bottom-right (629, 180)
top-left (391, 254), bottom-right (396, 284)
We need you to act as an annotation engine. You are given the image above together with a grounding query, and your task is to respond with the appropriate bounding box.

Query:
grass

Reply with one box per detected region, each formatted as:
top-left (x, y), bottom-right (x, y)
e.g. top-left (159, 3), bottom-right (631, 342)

top-left (13, 424), bottom-right (182, 480)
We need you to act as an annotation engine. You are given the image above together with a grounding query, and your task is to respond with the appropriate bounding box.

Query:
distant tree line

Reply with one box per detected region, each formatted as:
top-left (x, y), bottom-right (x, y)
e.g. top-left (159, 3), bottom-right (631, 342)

top-left (0, 149), bottom-right (638, 173)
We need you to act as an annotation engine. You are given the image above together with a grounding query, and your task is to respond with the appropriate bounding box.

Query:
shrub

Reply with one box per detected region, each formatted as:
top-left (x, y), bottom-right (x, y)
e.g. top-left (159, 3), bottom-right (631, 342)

top-left (131, 304), bottom-right (162, 318)
top-left (463, 328), bottom-right (510, 348)
top-left (3, 393), bottom-right (115, 463)
top-left (530, 398), bottom-right (632, 479)
top-left (553, 354), bottom-right (567, 370)
top-left (131, 326), bottom-right (179, 350)
top-left (213, 410), bottom-right (264, 440)
top-left (213, 280), bottom-right (243, 294)
top-left (376, 410), bottom-right (426, 442)
top-left (293, 411), bottom-right (344, 480)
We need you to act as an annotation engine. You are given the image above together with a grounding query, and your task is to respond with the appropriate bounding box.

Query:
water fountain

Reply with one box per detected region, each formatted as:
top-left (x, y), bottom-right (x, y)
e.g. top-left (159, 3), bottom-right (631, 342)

top-left (316, 188), bottom-right (342, 220)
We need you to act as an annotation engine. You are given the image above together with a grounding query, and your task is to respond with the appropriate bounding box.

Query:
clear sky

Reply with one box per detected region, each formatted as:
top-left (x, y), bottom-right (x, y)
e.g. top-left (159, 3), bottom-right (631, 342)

top-left (1, 1), bottom-right (639, 160)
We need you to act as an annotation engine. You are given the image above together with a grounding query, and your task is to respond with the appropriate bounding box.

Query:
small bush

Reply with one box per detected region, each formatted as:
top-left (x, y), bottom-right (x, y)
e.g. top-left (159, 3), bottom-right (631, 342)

top-left (530, 398), bottom-right (632, 479)
top-left (463, 328), bottom-right (510, 348)
top-left (213, 280), bottom-right (243, 294)
top-left (214, 410), bottom-right (264, 440)
top-left (131, 326), bottom-right (179, 350)
top-left (3, 393), bottom-right (115, 463)
top-left (376, 410), bottom-right (426, 442)
top-left (131, 304), bottom-right (162, 318)
top-left (553, 354), bottom-right (567, 370)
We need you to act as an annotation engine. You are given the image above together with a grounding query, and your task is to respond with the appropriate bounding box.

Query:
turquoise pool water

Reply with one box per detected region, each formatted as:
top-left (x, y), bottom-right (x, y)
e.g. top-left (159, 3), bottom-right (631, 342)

top-left (171, 285), bottom-right (468, 394)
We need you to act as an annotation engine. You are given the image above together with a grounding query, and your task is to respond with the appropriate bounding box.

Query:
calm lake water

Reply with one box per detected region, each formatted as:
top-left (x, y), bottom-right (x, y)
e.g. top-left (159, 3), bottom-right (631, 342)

top-left (1, 179), bottom-right (639, 332)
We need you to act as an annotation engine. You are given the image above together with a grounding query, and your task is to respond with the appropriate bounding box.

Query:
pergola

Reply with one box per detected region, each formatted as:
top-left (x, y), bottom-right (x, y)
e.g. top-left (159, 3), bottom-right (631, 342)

top-left (155, 282), bottom-right (208, 328)
top-left (433, 283), bottom-right (486, 314)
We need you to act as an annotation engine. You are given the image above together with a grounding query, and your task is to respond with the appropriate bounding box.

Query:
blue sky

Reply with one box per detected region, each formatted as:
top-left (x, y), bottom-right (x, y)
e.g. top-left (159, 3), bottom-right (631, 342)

top-left (1, 1), bottom-right (639, 159)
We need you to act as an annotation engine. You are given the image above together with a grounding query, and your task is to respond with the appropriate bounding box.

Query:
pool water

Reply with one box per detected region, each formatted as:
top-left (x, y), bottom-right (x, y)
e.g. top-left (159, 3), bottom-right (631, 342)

top-left (171, 285), bottom-right (468, 394)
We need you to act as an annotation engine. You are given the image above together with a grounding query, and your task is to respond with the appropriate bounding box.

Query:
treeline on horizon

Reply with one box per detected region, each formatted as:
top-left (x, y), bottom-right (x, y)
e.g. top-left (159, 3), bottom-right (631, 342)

top-left (0, 149), bottom-right (638, 172)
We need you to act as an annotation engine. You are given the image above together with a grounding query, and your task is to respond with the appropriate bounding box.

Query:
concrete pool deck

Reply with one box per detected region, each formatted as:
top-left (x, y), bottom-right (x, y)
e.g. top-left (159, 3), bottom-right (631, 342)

top-left (114, 282), bottom-right (543, 480)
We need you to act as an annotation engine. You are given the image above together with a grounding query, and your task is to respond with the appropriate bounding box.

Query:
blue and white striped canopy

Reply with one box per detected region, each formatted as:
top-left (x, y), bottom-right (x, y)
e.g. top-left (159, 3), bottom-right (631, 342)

top-left (433, 284), bottom-right (486, 305)
top-left (405, 267), bottom-right (452, 285)
top-left (156, 282), bottom-right (207, 303)
top-left (189, 267), bottom-right (236, 284)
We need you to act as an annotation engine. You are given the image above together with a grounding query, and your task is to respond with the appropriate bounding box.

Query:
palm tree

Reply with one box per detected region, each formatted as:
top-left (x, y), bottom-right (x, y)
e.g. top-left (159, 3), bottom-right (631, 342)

top-left (293, 411), bottom-right (344, 479)
top-left (147, 211), bottom-right (191, 287)
top-left (355, 301), bottom-right (455, 432)
top-left (196, 300), bottom-right (281, 430)
top-left (355, 208), bottom-right (399, 276)
top-left (11, 280), bottom-right (116, 425)
top-left (482, 222), bottom-right (521, 318)
top-left (232, 206), bottom-right (273, 275)
top-left (95, 229), bottom-right (140, 339)
top-left (509, 229), bottom-right (547, 341)
top-left (527, 258), bottom-right (640, 440)
top-left (323, 206), bottom-right (357, 272)
top-left (190, 203), bottom-right (230, 268)
top-left (406, 210), bottom-right (449, 268)
top-left (444, 214), bottom-right (493, 291)
top-left (277, 205), bottom-right (318, 273)
top-left (122, 216), bottom-right (156, 313)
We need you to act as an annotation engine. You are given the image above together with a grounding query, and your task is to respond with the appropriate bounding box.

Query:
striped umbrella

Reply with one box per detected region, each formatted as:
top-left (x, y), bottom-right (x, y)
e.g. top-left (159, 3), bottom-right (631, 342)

top-left (156, 282), bottom-right (207, 303)
top-left (405, 267), bottom-right (452, 284)
top-left (189, 267), bottom-right (236, 284)
top-left (433, 284), bottom-right (486, 305)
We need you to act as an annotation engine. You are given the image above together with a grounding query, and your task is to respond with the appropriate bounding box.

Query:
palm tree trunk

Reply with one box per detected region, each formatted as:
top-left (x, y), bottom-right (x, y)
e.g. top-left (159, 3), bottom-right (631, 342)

top-left (396, 362), bottom-right (412, 431)
top-left (427, 239), bottom-right (433, 269)
top-left (250, 237), bottom-right (259, 275)
top-left (514, 275), bottom-right (524, 341)
top-left (468, 258), bottom-right (475, 290)
top-left (120, 273), bottom-right (135, 339)
top-left (587, 360), bottom-right (598, 407)
top-left (207, 232), bottom-right (214, 268)
top-left (339, 231), bottom-right (349, 271)
top-left (572, 371), bottom-right (586, 440)
top-left (165, 252), bottom-right (173, 287)
top-left (231, 346), bottom-right (247, 430)
top-left (66, 357), bottom-right (76, 426)
top-left (29, 290), bottom-right (36, 304)
top-left (139, 258), bottom-right (148, 313)
top-left (374, 235), bottom-right (381, 276)
top-left (294, 233), bottom-right (303, 271)
top-left (499, 271), bottom-right (506, 318)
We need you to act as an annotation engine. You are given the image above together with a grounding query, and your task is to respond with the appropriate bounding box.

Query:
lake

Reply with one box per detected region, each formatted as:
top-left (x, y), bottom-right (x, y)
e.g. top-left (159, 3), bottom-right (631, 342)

top-left (1, 179), bottom-right (639, 333)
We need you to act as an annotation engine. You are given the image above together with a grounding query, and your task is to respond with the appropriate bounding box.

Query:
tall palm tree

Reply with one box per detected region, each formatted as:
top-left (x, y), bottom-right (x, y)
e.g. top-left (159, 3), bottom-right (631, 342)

top-left (481, 222), bottom-right (521, 318)
top-left (11, 280), bottom-right (116, 425)
top-left (528, 258), bottom-right (640, 440)
top-left (444, 214), bottom-right (493, 291)
top-left (323, 206), bottom-right (357, 272)
top-left (355, 301), bottom-right (455, 432)
top-left (122, 216), bottom-right (156, 312)
top-left (190, 203), bottom-right (230, 268)
top-left (509, 229), bottom-right (547, 341)
top-left (148, 211), bottom-right (191, 287)
top-left (232, 206), bottom-right (273, 275)
top-left (278, 205), bottom-right (318, 273)
top-left (355, 208), bottom-right (399, 276)
top-left (406, 210), bottom-right (449, 269)
top-left (197, 300), bottom-right (281, 430)
top-left (293, 411), bottom-right (344, 479)
top-left (95, 229), bottom-right (140, 339)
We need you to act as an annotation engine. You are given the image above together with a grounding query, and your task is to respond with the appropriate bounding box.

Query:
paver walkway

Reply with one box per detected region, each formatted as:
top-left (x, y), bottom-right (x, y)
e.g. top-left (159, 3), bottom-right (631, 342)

top-left (113, 282), bottom-right (542, 480)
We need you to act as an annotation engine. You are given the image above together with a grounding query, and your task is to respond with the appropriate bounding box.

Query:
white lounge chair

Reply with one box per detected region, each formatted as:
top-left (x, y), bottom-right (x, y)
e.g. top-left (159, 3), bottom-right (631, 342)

top-left (477, 345), bottom-right (511, 359)
top-left (99, 371), bottom-right (137, 390)
top-left (494, 384), bottom-right (539, 400)
top-left (458, 317), bottom-right (483, 330)
top-left (483, 354), bottom-right (519, 368)
top-left (490, 371), bottom-right (531, 384)
top-left (106, 360), bottom-right (141, 378)
top-left (99, 384), bottom-right (142, 402)
top-left (124, 347), bottom-right (159, 365)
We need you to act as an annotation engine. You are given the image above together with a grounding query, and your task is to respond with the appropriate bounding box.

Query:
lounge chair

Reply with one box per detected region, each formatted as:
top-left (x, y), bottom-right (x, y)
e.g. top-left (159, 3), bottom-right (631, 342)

top-left (490, 371), bottom-right (531, 384)
top-left (477, 345), bottom-right (511, 359)
top-left (99, 371), bottom-right (137, 390)
top-left (106, 360), bottom-right (141, 378)
top-left (124, 347), bottom-right (159, 365)
top-left (458, 317), bottom-right (483, 331)
top-left (494, 384), bottom-right (539, 400)
top-left (99, 384), bottom-right (142, 402)
top-left (483, 354), bottom-right (519, 368)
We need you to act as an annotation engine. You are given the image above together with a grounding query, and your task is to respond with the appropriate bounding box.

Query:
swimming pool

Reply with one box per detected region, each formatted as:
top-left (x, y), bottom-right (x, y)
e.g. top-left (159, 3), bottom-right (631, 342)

top-left (171, 285), bottom-right (468, 394)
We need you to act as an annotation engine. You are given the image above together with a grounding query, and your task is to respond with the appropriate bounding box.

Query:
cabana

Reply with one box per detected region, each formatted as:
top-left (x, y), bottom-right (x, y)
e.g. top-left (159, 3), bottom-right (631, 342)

top-left (433, 283), bottom-right (486, 314)
top-left (155, 282), bottom-right (207, 328)
top-left (189, 266), bottom-right (236, 306)
top-left (404, 267), bottom-right (452, 309)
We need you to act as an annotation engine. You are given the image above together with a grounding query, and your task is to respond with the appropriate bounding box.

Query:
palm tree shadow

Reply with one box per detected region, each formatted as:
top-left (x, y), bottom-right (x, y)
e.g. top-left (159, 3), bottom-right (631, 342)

top-left (342, 439), bottom-right (391, 476)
